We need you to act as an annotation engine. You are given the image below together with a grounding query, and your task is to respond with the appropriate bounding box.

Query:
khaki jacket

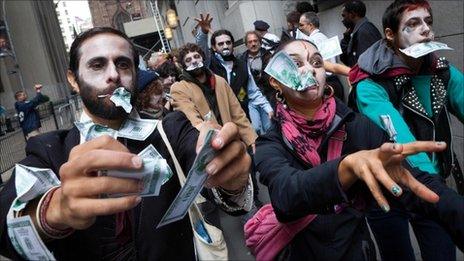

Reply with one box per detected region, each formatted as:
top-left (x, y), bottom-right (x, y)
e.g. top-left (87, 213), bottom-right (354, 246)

top-left (171, 74), bottom-right (257, 146)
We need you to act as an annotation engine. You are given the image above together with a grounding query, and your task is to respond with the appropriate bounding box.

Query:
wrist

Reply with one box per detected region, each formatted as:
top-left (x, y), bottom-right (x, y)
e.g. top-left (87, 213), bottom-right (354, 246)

top-left (218, 186), bottom-right (245, 196)
top-left (338, 155), bottom-right (357, 190)
top-left (45, 187), bottom-right (69, 230)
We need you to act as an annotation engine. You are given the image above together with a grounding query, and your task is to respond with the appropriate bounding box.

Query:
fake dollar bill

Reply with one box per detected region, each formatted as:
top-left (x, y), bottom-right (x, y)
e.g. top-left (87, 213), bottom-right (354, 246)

top-left (75, 117), bottom-right (157, 142)
top-left (118, 118), bottom-right (158, 141)
top-left (380, 115), bottom-right (398, 142)
top-left (138, 144), bottom-right (173, 184)
top-left (100, 158), bottom-right (163, 197)
top-left (12, 164), bottom-right (61, 212)
top-left (75, 121), bottom-right (117, 141)
top-left (400, 41), bottom-right (453, 59)
top-left (7, 216), bottom-right (56, 260)
top-left (102, 144), bottom-right (173, 197)
top-left (316, 35), bottom-right (343, 60)
top-left (7, 165), bottom-right (59, 260)
top-left (264, 50), bottom-right (317, 92)
top-left (157, 129), bottom-right (217, 228)
top-left (109, 87), bottom-right (133, 113)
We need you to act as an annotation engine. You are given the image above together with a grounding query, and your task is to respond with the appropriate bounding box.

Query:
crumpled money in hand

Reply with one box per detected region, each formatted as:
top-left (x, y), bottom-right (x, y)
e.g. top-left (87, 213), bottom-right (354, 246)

top-left (109, 87), bottom-right (133, 113)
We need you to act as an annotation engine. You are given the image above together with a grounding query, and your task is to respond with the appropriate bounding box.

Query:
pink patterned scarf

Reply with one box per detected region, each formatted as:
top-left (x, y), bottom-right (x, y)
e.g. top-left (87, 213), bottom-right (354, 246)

top-left (276, 97), bottom-right (336, 166)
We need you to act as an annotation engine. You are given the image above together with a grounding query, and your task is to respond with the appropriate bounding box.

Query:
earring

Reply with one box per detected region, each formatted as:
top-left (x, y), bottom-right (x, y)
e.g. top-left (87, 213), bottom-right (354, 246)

top-left (324, 84), bottom-right (334, 98)
top-left (275, 91), bottom-right (287, 108)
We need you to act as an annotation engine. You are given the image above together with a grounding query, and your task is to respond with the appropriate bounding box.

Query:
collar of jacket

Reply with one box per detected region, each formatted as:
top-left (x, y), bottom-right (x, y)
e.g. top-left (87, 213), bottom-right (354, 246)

top-left (352, 17), bottom-right (369, 36)
top-left (180, 68), bottom-right (215, 88)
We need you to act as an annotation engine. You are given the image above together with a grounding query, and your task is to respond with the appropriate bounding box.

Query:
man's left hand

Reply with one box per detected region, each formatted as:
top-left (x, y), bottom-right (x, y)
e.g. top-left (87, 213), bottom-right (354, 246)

top-left (196, 122), bottom-right (251, 192)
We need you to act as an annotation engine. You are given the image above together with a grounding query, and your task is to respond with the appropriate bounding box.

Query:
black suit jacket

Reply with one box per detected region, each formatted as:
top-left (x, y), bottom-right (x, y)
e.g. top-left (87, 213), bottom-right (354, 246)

top-left (1, 112), bottom-right (203, 260)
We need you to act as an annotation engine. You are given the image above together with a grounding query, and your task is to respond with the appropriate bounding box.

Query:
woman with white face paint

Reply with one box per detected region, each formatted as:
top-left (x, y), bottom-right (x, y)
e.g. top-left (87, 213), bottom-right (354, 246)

top-left (249, 38), bottom-right (463, 260)
top-left (348, 0), bottom-right (464, 260)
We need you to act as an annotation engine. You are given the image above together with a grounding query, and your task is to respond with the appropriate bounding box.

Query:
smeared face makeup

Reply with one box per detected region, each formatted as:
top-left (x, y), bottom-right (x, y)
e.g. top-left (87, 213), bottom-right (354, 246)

top-left (397, 7), bottom-right (434, 48)
top-left (213, 34), bottom-right (234, 57)
top-left (281, 41), bottom-right (326, 107)
top-left (74, 33), bottom-right (136, 120)
top-left (183, 51), bottom-right (205, 76)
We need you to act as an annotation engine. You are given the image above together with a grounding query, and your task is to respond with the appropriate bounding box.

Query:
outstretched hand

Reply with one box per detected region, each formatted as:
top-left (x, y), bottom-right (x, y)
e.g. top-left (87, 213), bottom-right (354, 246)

top-left (338, 141), bottom-right (446, 212)
top-left (46, 136), bottom-right (142, 230)
top-left (196, 121), bottom-right (251, 192)
top-left (194, 13), bottom-right (213, 34)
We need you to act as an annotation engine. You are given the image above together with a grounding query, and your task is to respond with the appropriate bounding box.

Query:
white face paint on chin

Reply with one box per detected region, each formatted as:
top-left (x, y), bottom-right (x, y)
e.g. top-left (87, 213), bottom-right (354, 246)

top-left (397, 7), bottom-right (434, 49)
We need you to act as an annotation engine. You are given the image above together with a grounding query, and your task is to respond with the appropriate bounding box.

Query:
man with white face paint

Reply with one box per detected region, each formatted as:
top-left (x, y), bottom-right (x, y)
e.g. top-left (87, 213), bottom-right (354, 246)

top-left (0, 27), bottom-right (253, 260)
top-left (170, 43), bottom-right (257, 148)
top-left (194, 14), bottom-right (273, 131)
top-left (349, 0), bottom-right (464, 259)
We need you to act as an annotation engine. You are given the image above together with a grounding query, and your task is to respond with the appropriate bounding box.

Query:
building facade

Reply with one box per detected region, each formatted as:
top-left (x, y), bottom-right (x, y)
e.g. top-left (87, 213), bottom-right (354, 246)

top-left (88, 0), bottom-right (176, 61)
top-left (172, 0), bottom-right (463, 70)
top-left (0, 0), bottom-right (70, 111)
top-left (54, 0), bottom-right (76, 51)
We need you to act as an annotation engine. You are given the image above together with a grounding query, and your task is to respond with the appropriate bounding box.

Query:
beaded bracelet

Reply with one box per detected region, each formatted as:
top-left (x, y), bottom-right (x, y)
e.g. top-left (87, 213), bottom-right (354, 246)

top-left (36, 186), bottom-right (74, 239)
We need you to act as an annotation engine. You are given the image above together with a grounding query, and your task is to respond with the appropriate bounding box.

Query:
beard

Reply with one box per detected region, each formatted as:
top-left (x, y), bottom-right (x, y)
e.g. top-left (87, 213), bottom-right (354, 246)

top-left (342, 19), bottom-right (354, 29)
top-left (219, 49), bottom-right (234, 61)
top-left (187, 66), bottom-right (206, 77)
top-left (185, 62), bottom-right (206, 77)
top-left (77, 77), bottom-right (135, 120)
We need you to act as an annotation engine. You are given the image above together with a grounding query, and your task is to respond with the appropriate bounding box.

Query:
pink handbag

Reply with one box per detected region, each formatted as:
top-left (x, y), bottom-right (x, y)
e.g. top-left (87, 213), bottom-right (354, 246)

top-left (244, 127), bottom-right (346, 261)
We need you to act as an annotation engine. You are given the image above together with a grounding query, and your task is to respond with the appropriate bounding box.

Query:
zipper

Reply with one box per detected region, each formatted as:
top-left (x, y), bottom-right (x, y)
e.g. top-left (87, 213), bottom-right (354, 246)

top-left (402, 103), bottom-right (436, 162)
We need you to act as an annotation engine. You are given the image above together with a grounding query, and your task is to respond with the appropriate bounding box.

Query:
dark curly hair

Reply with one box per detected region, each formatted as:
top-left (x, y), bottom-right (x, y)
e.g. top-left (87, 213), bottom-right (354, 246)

top-left (382, 0), bottom-right (432, 33)
top-left (136, 79), bottom-right (164, 110)
top-left (178, 43), bottom-right (206, 69)
top-left (157, 61), bottom-right (179, 80)
top-left (69, 27), bottom-right (139, 77)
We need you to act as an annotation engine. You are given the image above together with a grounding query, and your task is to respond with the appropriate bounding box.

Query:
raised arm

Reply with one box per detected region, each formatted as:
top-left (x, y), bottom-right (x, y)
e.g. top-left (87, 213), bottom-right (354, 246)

top-left (194, 13), bottom-right (213, 67)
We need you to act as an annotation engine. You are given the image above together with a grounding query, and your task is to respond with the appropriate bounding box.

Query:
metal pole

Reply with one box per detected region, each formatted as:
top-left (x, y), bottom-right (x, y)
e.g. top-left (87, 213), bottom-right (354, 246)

top-left (2, 0), bottom-right (25, 91)
top-left (149, 0), bottom-right (167, 52)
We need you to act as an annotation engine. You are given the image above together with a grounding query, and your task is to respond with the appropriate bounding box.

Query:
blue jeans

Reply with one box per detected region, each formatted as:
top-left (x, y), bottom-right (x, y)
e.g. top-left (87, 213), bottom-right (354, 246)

top-left (367, 206), bottom-right (456, 261)
top-left (249, 103), bottom-right (271, 135)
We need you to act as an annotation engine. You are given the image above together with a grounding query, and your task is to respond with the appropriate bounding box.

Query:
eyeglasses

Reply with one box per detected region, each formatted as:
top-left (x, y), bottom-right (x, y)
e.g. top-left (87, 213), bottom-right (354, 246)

top-left (217, 40), bottom-right (232, 47)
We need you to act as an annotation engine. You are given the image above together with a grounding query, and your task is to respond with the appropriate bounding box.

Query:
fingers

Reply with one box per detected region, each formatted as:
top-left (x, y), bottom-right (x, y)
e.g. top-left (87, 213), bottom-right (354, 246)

top-left (205, 140), bottom-right (247, 175)
top-left (399, 169), bottom-right (440, 203)
top-left (370, 161), bottom-right (403, 197)
top-left (400, 141), bottom-right (446, 156)
top-left (206, 150), bottom-right (251, 191)
top-left (359, 164), bottom-right (390, 212)
top-left (67, 196), bottom-right (141, 225)
top-left (69, 135), bottom-right (128, 160)
top-left (61, 150), bottom-right (142, 178)
top-left (211, 122), bottom-right (239, 150)
top-left (62, 176), bottom-right (141, 197)
top-left (378, 141), bottom-right (447, 164)
top-left (378, 142), bottom-right (403, 162)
